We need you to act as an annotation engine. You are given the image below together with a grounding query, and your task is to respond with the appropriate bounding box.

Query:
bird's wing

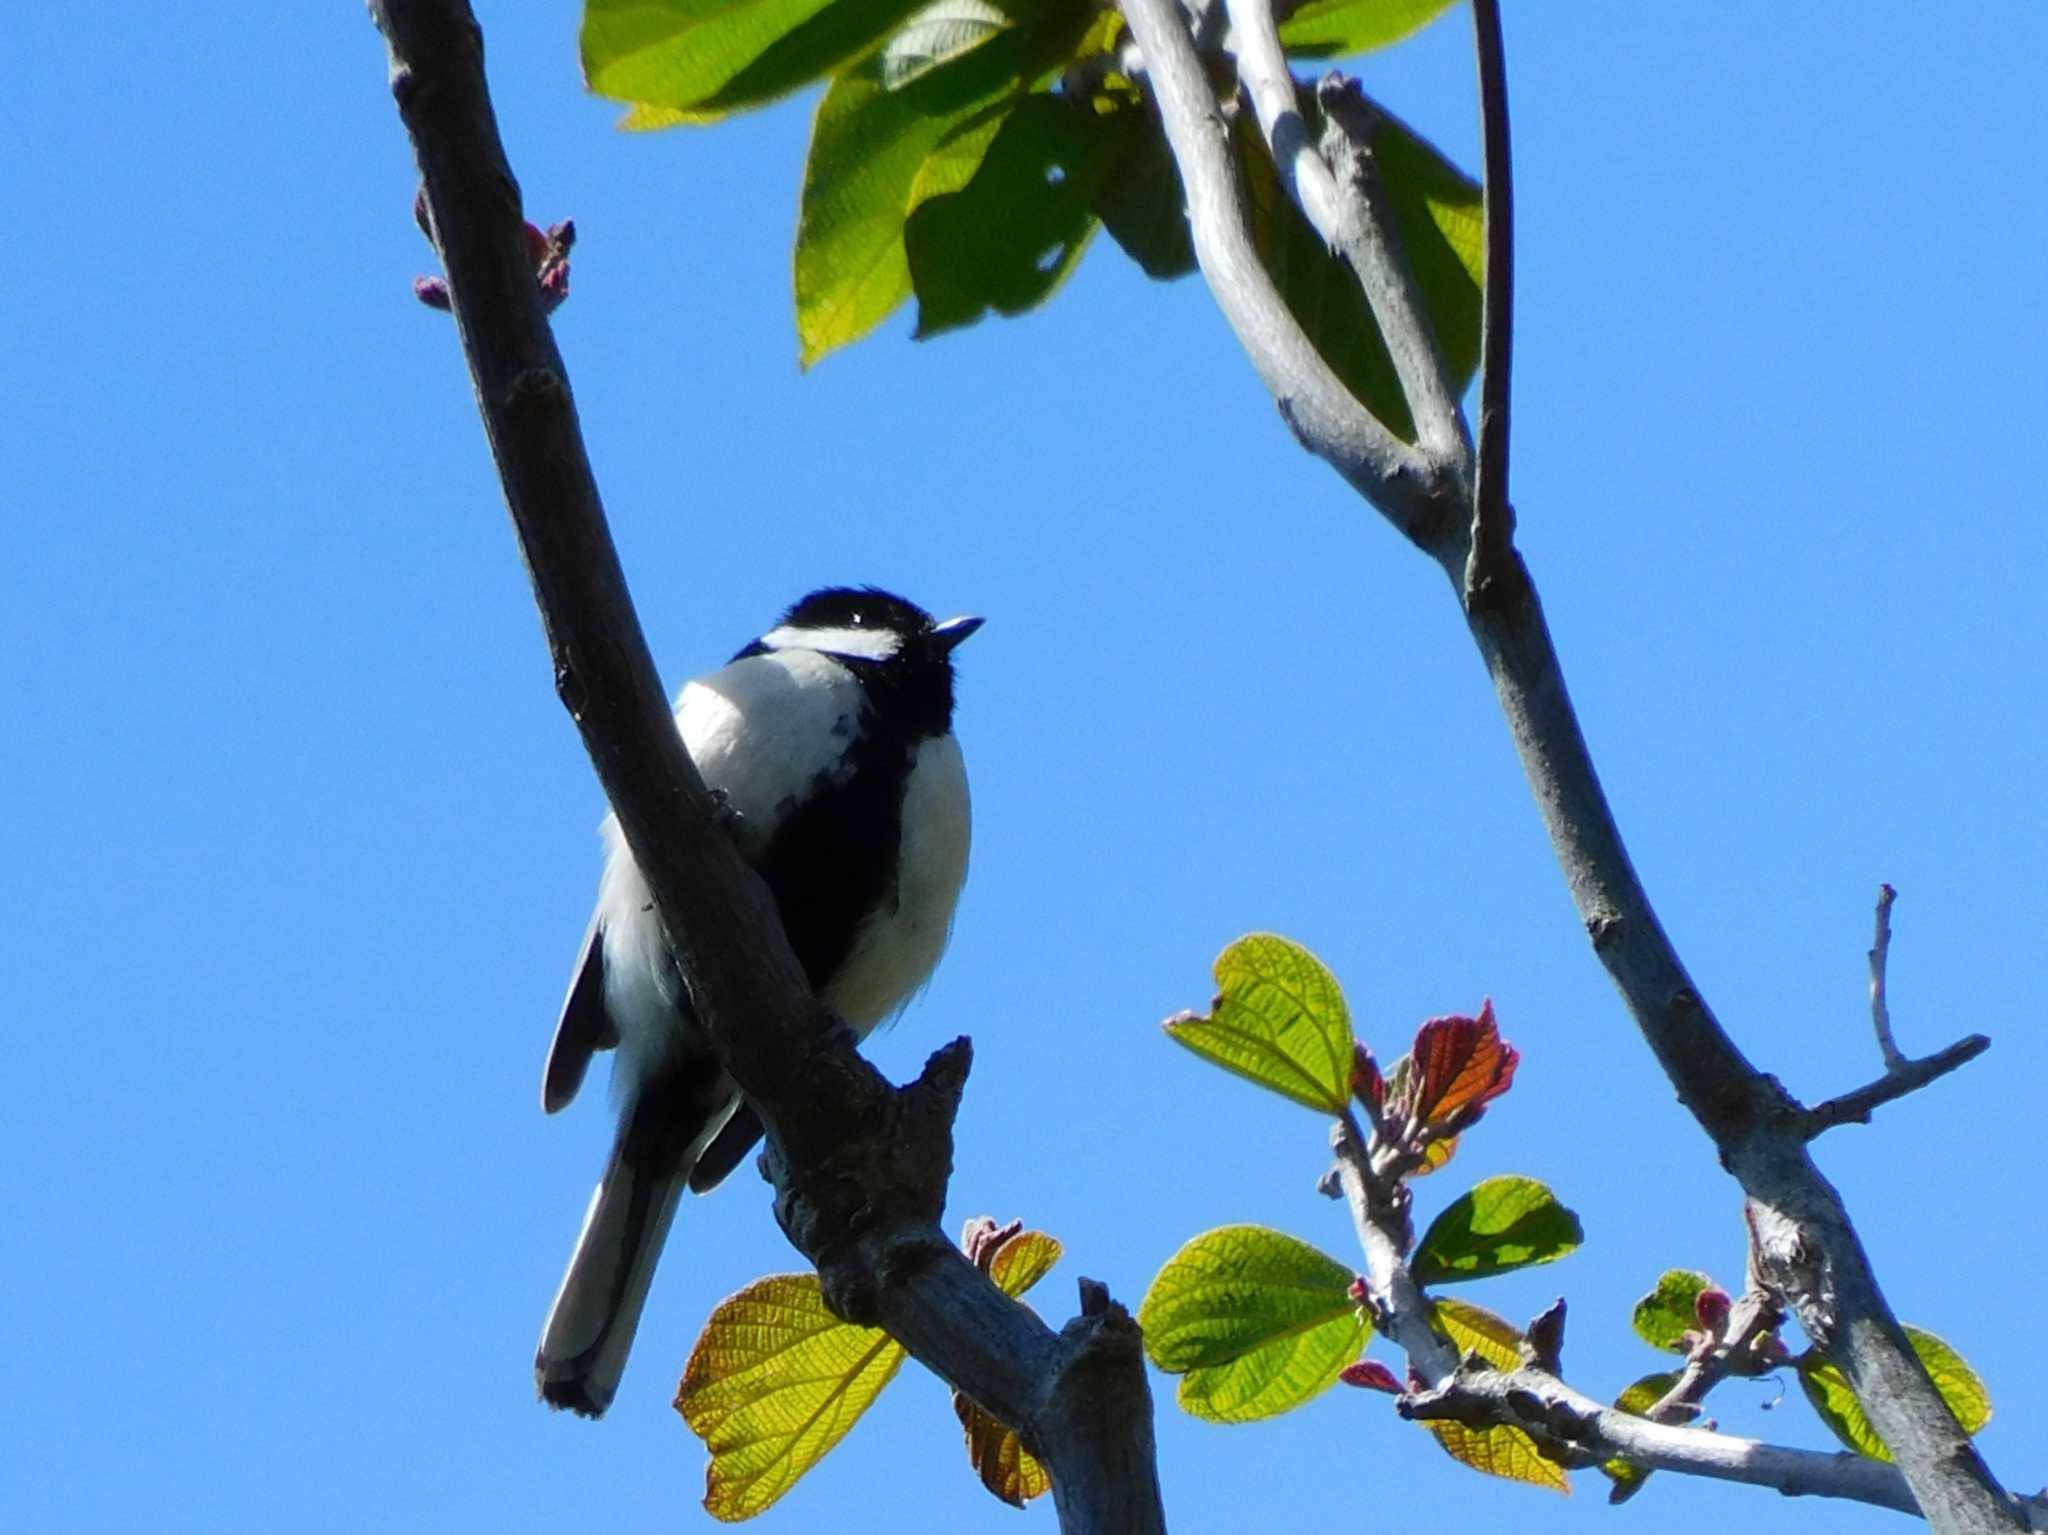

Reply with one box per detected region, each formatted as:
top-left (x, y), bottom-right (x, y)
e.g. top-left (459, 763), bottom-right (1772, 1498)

top-left (542, 916), bottom-right (618, 1113)
top-left (686, 1102), bottom-right (765, 1192)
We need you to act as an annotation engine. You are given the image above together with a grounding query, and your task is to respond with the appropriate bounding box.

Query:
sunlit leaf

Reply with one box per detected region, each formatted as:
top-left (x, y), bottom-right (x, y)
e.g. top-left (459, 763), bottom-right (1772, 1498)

top-left (676, 1274), bottom-right (908, 1520)
top-left (1426, 1418), bottom-right (1572, 1493)
top-left (584, 0), bottom-right (930, 122)
top-left (1430, 1295), bottom-right (1522, 1370)
top-left (1630, 1270), bottom-right (1716, 1353)
top-left (1798, 1327), bottom-right (1991, 1463)
top-left (1164, 935), bottom-right (1355, 1113)
top-left (1140, 1225), bottom-right (1367, 1423)
top-left (1412, 1176), bottom-right (1582, 1284)
top-left (987, 1228), bottom-right (1062, 1297)
top-left (795, 20), bottom-right (1080, 364)
top-left (1422, 1298), bottom-right (1569, 1492)
top-left (1277, 0), bottom-right (1458, 59)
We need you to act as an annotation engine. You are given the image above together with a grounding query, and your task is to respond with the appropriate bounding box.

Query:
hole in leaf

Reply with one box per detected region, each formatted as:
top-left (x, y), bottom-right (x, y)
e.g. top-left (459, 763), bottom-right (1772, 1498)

top-left (1045, 164), bottom-right (1067, 187)
top-left (1035, 244), bottom-right (1065, 274)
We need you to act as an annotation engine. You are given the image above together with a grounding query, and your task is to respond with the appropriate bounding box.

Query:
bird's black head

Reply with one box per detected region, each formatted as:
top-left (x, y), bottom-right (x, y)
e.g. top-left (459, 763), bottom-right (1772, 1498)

top-left (742, 585), bottom-right (982, 737)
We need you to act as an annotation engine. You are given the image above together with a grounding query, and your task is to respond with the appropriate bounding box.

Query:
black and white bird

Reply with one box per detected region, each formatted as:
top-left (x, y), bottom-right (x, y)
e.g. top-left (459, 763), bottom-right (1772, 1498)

top-left (534, 586), bottom-right (980, 1417)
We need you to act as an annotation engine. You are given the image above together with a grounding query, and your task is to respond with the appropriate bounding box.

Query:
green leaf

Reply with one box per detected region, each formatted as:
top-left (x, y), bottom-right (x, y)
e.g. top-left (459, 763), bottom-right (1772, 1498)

top-left (1630, 1270), bottom-right (1716, 1353)
top-left (1598, 1371), bottom-right (1678, 1500)
top-left (1140, 1225), bottom-right (1367, 1423)
top-left (1412, 1176), bottom-right (1583, 1285)
top-left (1277, 0), bottom-right (1458, 60)
top-left (1798, 1327), bottom-right (1992, 1462)
top-left (1424, 1298), bottom-right (1570, 1492)
top-left (583, 0), bottom-right (930, 122)
top-left (906, 93), bottom-right (1135, 336)
top-left (794, 17), bottom-right (1088, 363)
top-left (1093, 99), bottom-right (1197, 279)
top-left (1164, 934), bottom-right (1355, 1113)
top-left (675, 1273), bottom-right (908, 1520)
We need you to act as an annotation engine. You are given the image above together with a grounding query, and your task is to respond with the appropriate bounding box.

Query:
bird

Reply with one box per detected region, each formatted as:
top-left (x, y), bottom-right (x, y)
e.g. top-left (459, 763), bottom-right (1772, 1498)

top-left (533, 585), bottom-right (980, 1418)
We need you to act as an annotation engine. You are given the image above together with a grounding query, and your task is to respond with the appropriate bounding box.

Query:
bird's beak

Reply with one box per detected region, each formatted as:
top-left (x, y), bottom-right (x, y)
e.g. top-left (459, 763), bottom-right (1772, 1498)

top-left (930, 615), bottom-right (984, 654)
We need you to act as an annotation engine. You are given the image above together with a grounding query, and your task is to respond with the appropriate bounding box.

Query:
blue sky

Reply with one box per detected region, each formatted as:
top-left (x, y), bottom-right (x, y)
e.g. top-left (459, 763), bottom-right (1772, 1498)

top-left (3, 2), bottom-right (2043, 1531)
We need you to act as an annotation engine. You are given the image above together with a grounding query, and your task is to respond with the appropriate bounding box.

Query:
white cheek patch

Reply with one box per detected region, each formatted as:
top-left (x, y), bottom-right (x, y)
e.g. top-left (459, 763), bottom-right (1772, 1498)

top-left (758, 624), bottom-right (904, 662)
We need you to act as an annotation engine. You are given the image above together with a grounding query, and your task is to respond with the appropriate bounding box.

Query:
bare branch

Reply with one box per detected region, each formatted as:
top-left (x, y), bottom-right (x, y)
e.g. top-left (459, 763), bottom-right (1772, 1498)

top-left (1400, 1362), bottom-right (2048, 1525)
top-left (1465, 0), bottom-right (1517, 603)
top-left (1806, 1033), bottom-right (1991, 1135)
top-left (1800, 886), bottom-right (1990, 1135)
top-left (1116, 0), bottom-right (1452, 548)
top-left (1871, 882), bottom-right (1907, 1068)
top-left (368, 4), bottom-right (1163, 1526)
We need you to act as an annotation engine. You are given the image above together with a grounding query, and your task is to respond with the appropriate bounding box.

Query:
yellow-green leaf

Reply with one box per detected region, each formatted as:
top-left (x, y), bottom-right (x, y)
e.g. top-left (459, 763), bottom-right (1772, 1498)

top-left (676, 1273), bottom-right (907, 1520)
top-left (1277, 0), bottom-right (1458, 59)
top-left (1430, 1295), bottom-right (1523, 1370)
top-left (1164, 934), bottom-right (1354, 1112)
top-left (1422, 1298), bottom-right (1569, 1492)
top-left (988, 1229), bottom-right (1061, 1297)
top-left (583, 0), bottom-right (930, 123)
top-left (1798, 1326), bottom-right (1991, 1463)
top-left (1140, 1225), bottom-right (1367, 1423)
top-left (1426, 1418), bottom-right (1572, 1494)
top-left (1630, 1269), bottom-right (1716, 1353)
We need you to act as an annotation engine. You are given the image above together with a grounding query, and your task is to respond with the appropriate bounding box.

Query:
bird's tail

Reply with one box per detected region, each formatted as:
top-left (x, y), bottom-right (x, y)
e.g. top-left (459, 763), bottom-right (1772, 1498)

top-left (535, 1068), bottom-right (733, 1418)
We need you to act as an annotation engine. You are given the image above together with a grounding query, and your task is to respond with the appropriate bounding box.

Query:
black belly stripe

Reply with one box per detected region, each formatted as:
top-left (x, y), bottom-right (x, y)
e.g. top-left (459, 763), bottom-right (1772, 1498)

top-left (755, 712), bottom-right (911, 997)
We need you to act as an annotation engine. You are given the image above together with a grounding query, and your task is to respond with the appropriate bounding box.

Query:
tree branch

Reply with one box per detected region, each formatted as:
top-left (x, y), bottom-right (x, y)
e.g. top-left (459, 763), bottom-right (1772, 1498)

top-left (1124, 0), bottom-right (2022, 1526)
top-left (1221, 0), bottom-right (1469, 468)
top-left (1465, 0), bottom-right (1516, 602)
top-left (1116, 0), bottom-right (1453, 549)
top-left (1399, 1361), bottom-right (2038, 1523)
top-left (367, 5), bottom-right (1164, 1527)
top-left (1803, 885), bottom-right (1989, 1133)
top-left (1870, 882), bottom-right (1906, 1067)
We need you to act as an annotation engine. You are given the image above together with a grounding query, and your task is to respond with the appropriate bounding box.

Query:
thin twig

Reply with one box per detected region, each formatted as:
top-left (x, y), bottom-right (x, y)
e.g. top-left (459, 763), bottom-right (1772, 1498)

top-left (1802, 885), bottom-right (1992, 1136)
top-left (1465, 0), bottom-right (1517, 604)
top-left (1805, 1033), bottom-right (1992, 1136)
top-left (1871, 882), bottom-right (1906, 1068)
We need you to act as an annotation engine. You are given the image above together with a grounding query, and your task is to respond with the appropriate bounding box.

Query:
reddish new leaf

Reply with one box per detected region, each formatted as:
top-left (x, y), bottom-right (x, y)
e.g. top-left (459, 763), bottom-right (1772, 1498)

top-left (1407, 1000), bottom-right (1517, 1133)
top-left (1340, 1359), bottom-right (1403, 1393)
top-left (1352, 1042), bottom-right (1385, 1114)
